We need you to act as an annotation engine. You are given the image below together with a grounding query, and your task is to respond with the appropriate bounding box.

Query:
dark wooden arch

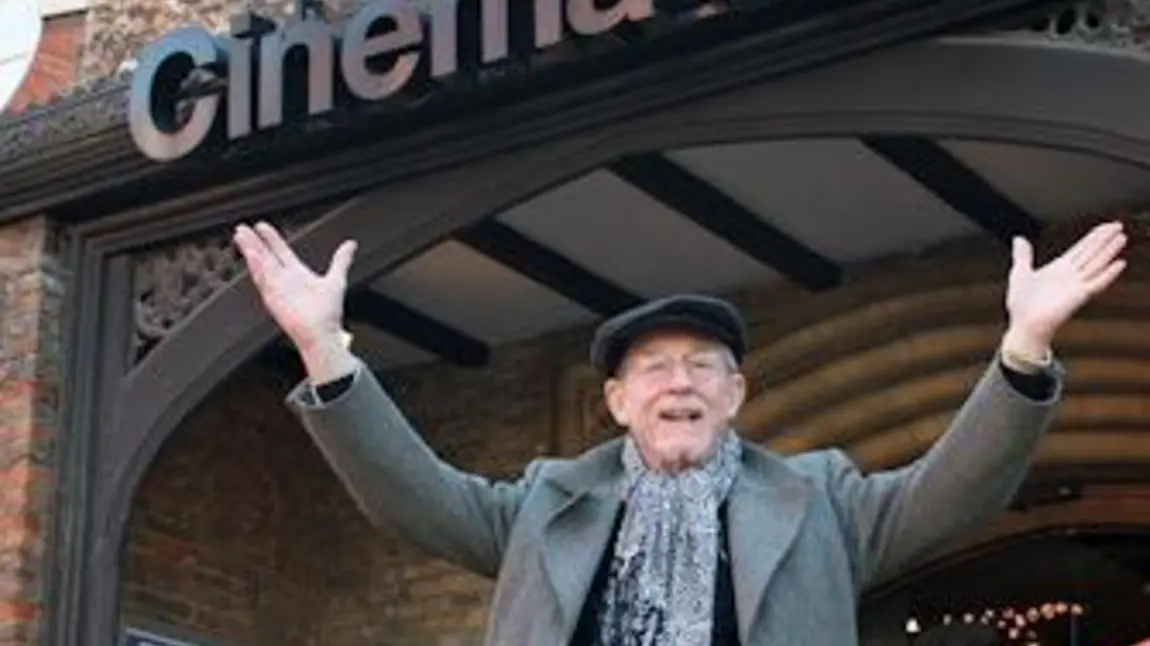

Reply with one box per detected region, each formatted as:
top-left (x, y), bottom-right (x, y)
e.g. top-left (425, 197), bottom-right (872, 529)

top-left (50, 34), bottom-right (1150, 646)
top-left (862, 522), bottom-right (1150, 605)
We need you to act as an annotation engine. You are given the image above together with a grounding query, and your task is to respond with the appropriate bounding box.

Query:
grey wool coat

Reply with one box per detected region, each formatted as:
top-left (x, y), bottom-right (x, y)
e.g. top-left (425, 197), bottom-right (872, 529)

top-left (286, 353), bottom-right (1063, 646)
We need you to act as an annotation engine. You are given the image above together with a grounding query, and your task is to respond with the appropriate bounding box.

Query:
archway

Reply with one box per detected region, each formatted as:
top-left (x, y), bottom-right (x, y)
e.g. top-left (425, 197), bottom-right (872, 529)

top-left (861, 519), bottom-right (1150, 646)
top-left (54, 25), bottom-right (1150, 646)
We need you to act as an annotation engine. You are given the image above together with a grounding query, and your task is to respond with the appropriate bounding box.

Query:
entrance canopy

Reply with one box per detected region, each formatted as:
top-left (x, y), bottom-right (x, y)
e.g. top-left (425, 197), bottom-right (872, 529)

top-left (343, 133), bottom-right (1150, 369)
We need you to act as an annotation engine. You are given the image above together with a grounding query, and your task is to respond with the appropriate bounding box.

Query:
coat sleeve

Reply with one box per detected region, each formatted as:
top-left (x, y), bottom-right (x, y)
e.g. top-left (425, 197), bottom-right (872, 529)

top-left (823, 353), bottom-right (1064, 590)
top-left (285, 358), bottom-right (540, 579)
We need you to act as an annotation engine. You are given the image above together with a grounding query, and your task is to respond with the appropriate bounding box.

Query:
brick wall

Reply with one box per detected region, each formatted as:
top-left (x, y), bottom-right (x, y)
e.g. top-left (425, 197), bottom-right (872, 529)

top-left (80, 0), bottom-right (359, 82)
top-left (5, 14), bottom-right (87, 116)
top-left (119, 330), bottom-right (565, 646)
top-left (118, 217), bottom-right (1150, 646)
top-left (0, 217), bottom-right (63, 646)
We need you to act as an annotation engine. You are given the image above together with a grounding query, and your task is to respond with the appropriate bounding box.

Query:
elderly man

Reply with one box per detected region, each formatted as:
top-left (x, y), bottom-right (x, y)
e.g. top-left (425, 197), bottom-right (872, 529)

top-left (233, 221), bottom-right (1126, 646)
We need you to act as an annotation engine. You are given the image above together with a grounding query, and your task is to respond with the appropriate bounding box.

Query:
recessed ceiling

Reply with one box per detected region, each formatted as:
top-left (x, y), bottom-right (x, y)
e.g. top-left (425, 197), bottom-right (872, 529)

top-left (348, 136), bottom-right (1150, 370)
top-left (497, 169), bottom-right (779, 297)
top-left (668, 139), bottom-right (980, 262)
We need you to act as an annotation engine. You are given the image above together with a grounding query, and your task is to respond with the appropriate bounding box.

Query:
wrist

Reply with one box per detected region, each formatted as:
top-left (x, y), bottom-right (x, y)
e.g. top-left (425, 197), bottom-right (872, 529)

top-left (1001, 326), bottom-right (1052, 374)
top-left (294, 328), bottom-right (357, 385)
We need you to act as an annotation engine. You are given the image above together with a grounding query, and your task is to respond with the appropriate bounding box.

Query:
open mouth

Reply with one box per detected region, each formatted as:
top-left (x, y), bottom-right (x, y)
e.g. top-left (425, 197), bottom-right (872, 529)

top-left (657, 408), bottom-right (704, 423)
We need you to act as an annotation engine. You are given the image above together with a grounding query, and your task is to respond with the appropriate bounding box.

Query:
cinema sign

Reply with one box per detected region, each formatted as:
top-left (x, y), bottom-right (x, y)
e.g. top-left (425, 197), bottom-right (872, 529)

top-left (128, 0), bottom-right (656, 161)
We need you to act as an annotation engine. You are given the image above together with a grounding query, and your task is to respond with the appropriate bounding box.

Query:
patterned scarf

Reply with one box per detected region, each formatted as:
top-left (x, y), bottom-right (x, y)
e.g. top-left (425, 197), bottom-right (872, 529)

top-left (594, 429), bottom-right (743, 646)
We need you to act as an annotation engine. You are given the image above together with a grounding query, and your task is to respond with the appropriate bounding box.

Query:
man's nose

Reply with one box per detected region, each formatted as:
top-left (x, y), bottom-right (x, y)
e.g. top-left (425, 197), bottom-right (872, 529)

top-left (666, 362), bottom-right (695, 389)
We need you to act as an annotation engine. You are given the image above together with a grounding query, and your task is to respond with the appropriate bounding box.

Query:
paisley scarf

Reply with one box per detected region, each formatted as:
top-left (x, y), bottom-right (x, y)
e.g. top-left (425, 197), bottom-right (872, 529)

top-left (594, 429), bottom-right (743, 646)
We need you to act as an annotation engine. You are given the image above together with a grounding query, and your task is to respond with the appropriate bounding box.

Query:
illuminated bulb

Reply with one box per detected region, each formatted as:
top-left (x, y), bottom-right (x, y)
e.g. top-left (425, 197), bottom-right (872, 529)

top-left (905, 618), bottom-right (921, 635)
top-left (1071, 604), bottom-right (1084, 616)
top-left (1010, 628), bottom-right (1020, 639)
top-left (964, 613), bottom-right (974, 623)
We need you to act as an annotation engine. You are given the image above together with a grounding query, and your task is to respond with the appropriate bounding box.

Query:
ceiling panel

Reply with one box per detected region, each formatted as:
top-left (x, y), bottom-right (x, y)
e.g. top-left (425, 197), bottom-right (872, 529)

top-left (940, 139), bottom-right (1150, 220)
top-left (369, 240), bottom-right (594, 345)
top-left (668, 139), bottom-right (980, 263)
top-left (497, 170), bottom-right (779, 298)
top-left (345, 321), bottom-right (434, 368)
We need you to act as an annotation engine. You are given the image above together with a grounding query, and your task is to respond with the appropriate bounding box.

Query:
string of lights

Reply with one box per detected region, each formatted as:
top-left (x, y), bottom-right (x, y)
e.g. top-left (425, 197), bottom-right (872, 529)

top-left (906, 601), bottom-right (1088, 645)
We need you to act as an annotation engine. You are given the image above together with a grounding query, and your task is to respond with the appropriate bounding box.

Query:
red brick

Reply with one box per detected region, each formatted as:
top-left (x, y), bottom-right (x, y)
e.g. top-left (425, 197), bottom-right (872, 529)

top-left (4, 14), bottom-right (85, 115)
top-left (0, 216), bottom-right (60, 646)
top-left (0, 603), bottom-right (35, 622)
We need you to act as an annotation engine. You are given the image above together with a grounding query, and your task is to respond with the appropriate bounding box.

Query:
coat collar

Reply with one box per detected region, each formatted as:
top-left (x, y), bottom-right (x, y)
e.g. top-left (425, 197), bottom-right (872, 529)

top-left (538, 435), bottom-right (812, 644)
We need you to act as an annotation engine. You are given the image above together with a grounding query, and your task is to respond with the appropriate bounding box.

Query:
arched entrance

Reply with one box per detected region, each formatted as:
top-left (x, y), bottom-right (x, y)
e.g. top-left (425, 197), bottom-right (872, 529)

top-left (858, 482), bottom-right (1150, 646)
top-left (46, 6), bottom-right (1150, 644)
top-left (901, 529), bottom-right (1150, 646)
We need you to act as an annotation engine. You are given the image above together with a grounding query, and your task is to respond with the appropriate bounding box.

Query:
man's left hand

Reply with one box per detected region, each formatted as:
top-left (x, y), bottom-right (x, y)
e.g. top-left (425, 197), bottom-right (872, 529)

top-left (1004, 221), bottom-right (1127, 358)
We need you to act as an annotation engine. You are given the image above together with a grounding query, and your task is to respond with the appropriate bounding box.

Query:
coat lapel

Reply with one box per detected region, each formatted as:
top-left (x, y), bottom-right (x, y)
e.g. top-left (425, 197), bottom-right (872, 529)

top-left (537, 438), bottom-right (812, 645)
top-left (727, 443), bottom-right (812, 644)
top-left (540, 439), bottom-right (624, 640)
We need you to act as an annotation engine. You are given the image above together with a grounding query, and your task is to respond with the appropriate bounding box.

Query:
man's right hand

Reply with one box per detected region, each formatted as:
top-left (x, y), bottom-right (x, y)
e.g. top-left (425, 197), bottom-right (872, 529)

top-left (232, 221), bottom-right (359, 384)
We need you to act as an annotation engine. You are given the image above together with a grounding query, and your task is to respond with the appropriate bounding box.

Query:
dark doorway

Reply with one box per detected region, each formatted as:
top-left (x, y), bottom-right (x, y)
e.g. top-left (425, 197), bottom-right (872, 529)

top-left (900, 531), bottom-right (1150, 646)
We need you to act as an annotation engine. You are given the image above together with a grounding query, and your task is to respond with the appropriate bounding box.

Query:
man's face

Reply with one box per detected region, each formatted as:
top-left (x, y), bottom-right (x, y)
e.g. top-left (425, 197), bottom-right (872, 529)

top-left (603, 330), bottom-right (746, 473)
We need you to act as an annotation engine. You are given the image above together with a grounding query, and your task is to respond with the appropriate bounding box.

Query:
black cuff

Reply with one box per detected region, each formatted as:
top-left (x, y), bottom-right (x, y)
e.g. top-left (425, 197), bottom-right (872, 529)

top-left (999, 358), bottom-right (1054, 401)
top-left (315, 374), bottom-right (354, 403)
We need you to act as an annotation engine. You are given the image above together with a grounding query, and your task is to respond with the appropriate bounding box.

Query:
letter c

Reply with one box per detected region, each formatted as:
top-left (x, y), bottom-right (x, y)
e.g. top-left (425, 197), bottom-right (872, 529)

top-left (128, 26), bottom-right (224, 162)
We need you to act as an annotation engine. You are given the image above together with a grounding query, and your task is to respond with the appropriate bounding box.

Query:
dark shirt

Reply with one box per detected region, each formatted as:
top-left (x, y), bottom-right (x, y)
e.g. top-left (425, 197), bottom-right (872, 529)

top-left (569, 503), bottom-right (741, 645)
top-left (312, 360), bottom-right (1053, 645)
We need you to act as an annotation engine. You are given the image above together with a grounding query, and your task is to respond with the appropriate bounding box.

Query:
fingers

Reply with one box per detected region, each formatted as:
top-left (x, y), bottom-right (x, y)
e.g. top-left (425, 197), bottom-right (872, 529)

top-left (254, 221), bottom-right (300, 268)
top-left (1078, 226), bottom-right (1127, 278)
top-left (1084, 258), bottom-right (1127, 295)
top-left (1067, 220), bottom-right (1124, 266)
top-left (1011, 236), bottom-right (1033, 274)
top-left (325, 239), bottom-right (357, 284)
top-left (232, 224), bottom-right (277, 292)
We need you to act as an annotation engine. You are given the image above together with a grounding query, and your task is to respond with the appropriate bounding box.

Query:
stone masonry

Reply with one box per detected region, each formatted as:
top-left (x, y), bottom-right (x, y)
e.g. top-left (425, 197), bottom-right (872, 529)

top-left (0, 217), bottom-right (63, 646)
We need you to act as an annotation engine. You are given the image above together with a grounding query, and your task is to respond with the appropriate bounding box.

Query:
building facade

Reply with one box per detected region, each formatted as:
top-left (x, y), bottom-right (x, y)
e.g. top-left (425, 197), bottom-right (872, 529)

top-left (2, 0), bottom-right (1150, 645)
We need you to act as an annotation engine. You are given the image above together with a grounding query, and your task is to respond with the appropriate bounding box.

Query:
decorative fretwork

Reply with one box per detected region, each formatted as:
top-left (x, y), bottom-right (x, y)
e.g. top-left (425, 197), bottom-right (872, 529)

top-left (1018, 0), bottom-right (1150, 48)
top-left (131, 208), bottom-right (330, 363)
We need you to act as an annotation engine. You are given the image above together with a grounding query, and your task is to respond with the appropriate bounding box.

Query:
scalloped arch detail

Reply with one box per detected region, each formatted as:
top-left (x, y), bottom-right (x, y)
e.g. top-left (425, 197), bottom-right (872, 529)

top-left (740, 276), bottom-right (1150, 473)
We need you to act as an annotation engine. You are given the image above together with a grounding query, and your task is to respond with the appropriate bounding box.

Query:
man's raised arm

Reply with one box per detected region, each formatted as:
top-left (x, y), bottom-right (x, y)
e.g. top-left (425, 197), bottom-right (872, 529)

top-left (232, 222), bottom-right (533, 578)
top-left (822, 221), bottom-right (1128, 590)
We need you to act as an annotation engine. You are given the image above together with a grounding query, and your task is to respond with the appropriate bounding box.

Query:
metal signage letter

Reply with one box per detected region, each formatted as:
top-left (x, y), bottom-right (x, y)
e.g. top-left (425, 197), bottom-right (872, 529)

top-left (567, 0), bottom-right (654, 36)
top-left (257, 18), bottom-right (335, 129)
top-left (128, 26), bottom-right (224, 162)
top-left (341, 0), bottom-right (423, 101)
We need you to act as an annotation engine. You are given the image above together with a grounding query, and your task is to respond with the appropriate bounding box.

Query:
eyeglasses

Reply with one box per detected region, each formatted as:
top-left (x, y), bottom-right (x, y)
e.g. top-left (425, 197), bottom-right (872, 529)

top-left (623, 353), bottom-right (733, 383)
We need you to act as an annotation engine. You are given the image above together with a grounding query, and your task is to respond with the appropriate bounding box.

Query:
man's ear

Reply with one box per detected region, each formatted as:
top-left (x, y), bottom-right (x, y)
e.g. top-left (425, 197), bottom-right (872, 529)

top-left (725, 372), bottom-right (747, 420)
top-left (603, 378), bottom-right (629, 428)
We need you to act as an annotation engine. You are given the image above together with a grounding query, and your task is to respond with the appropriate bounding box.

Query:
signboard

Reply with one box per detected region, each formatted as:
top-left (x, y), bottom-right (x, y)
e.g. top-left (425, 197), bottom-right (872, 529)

top-left (0, 0), bottom-right (43, 114)
top-left (128, 0), bottom-right (657, 162)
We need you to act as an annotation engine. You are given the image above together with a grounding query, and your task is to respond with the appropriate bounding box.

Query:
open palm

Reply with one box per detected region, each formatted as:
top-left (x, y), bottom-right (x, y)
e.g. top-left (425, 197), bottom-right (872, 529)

top-left (232, 222), bottom-right (357, 349)
top-left (1006, 221), bottom-right (1126, 348)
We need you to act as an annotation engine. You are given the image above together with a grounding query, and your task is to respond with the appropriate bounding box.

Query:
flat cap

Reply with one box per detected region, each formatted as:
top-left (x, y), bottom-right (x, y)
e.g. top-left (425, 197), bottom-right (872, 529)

top-left (590, 293), bottom-right (747, 376)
